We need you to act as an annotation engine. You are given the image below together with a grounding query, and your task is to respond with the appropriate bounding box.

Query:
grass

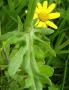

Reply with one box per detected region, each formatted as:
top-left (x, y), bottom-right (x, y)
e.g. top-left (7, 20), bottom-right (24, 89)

top-left (0, 0), bottom-right (69, 90)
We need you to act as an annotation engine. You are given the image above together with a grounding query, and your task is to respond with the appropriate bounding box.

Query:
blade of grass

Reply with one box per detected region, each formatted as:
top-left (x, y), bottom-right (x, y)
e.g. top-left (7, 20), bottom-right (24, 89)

top-left (50, 19), bottom-right (66, 42)
top-left (16, 0), bottom-right (28, 14)
top-left (55, 33), bottom-right (65, 48)
top-left (61, 55), bottom-right (69, 90)
top-left (57, 50), bottom-right (69, 54)
top-left (56, 39), bottom-right (69, 50)
top-left (0, 22), bottom-right (1, 36)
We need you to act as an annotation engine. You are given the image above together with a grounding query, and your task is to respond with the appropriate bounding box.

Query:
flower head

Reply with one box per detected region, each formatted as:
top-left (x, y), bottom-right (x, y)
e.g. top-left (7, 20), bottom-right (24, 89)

top-left (33, 1), bottom-right (60, 29)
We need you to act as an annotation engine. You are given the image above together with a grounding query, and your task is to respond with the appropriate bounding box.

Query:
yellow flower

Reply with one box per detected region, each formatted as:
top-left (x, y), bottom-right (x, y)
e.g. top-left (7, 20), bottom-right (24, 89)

top-left (33, 1), bottom-right (60, 29)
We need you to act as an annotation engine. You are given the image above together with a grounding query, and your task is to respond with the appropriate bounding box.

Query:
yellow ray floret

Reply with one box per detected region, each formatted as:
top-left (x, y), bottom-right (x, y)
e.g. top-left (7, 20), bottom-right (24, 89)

top-left (33, 1), bottom-right (60, 29)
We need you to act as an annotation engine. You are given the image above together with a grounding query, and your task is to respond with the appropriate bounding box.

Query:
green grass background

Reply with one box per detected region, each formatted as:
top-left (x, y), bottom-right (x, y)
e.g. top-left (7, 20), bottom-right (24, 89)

top-left (0, 0), bottom-right (69, 90)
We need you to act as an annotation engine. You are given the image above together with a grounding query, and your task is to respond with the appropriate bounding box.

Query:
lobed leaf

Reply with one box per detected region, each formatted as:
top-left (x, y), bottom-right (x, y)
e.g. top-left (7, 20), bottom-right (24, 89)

top-left (8, 46), bottom-right (27, 76)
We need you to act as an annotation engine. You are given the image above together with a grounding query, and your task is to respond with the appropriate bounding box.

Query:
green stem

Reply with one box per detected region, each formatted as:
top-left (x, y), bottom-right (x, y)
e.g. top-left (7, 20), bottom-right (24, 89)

top-left (24, 0), bottom-right (36, 32)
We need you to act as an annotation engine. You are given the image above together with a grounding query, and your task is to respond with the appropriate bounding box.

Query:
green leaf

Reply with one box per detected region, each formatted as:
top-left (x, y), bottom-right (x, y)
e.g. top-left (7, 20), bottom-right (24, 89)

top-left (3, 35), bottom-right (24, 46)
top-left (8, 81), bottom-right (21, 90)
top-left (0, 49), bottom-right (5, 65)
top-left (38, 73), bottom-right (52, 86)
top-left (34, 28), bottom-right (54, 35)
top-left (0, 0), bottom-right (3, 8)
top-left (30, 79), bottom-right (42, 90)
top-left (34, 45), bottom-right (45, 60)
top-left (4, 36), bottom-right (19, 45)
top-left (45, 42), bottom-right (56, 57)
top-left (34, 36), bottom-right (56, 57)
top-left (0, 31), bottom-right (23, 41)
top-left (8, 46), bottom-right (26, 76)
top-left (48, 84), bottom-right (59, 90)
top-left (9, 47), bottom-right (19, 59)
top-left (8, 0), bottom-right (15, 11)
top-left (16, 0), bottom-right (28, 13)
top-left (23, 52), bottom-right (33, 88)
top-left (65, 7), bottom-right (69, 21)
top-left (0, 22), bottom-right (1, 36)
top-left (35, 80), bottom-right (43, 90)
top-left (24, 76), bottom-right (33, 89)
top-left (37, 61), bottom-right (53, 85)
top-left (18, 16), bottom-right (23, 31)
top-left (38, 63), bottom-right (54, 77)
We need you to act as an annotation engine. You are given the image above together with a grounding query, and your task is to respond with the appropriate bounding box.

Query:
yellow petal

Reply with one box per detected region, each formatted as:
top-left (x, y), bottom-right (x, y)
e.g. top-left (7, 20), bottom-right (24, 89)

top-left (48, 12), bottom-right (60, 19)
top-left (37, 2), bottom-right (43, 11)
top-left (46, 20), bottom-right (58, 29)
top-left (35, 7), bottom-right (39, 13)
top-left (33, 13), bottom-right (38, 19)
top-left (37, 21), bottom-right (46, 27)
top-left (47, 3), bottom-right (56, 13)
top-left (43, 1), bottom-right (48, 11)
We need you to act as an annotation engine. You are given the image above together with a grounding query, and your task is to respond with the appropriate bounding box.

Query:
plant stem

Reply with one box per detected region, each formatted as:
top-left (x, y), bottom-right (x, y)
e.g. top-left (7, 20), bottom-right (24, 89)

top-left (24, 0), bottom-right (36, 32)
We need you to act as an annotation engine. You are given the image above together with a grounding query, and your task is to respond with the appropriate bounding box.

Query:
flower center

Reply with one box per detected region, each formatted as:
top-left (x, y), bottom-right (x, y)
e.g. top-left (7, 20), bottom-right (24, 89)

top-left (38, 12), bottom-right (48, 22)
